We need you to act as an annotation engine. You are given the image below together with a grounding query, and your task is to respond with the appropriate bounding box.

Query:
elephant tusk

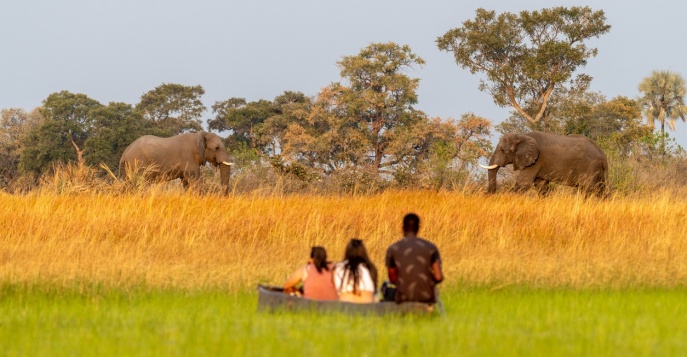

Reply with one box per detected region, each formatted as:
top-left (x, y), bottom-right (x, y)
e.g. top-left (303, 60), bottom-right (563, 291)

top-left (221, 161), bottom-right (235, 166)
top-left (479, 164), bottom-right (499, 170)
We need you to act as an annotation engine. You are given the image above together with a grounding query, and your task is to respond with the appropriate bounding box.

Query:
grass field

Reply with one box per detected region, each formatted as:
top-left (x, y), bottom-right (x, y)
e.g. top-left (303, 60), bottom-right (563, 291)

top-left (2, 189), bottom-right (687, 355)
top-left (1, 284), bottom-right (686, 356)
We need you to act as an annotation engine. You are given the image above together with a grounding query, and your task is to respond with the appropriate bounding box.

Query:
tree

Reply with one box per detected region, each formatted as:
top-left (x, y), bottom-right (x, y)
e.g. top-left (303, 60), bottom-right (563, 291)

top-left (20, 91), bottom-right (102, 174)
top-left (638, 70), bottom-right (687, 158)
top-left (0, 108), bottom-right (42, 186)
top-left (394, 113), bottom-right (492, 189)
top-left (337, 42), bottom-right (426, 172)
top-left (84, 102), bottom-right (149, 170)
top-left (437, 6), bottom-right (611, 128)
top-left (282, 85), bottom-right (368, 174)
top-left (282, 42), bottom-right (428, 176)
top-left (208, 91), bottom-right (311, 155)
top-left (136, 83), bottom-right (205, 136)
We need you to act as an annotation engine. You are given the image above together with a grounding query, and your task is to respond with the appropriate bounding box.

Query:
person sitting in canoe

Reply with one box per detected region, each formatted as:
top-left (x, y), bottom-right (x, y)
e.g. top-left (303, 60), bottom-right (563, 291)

top-left (333, 239), bottom-right (378, 303)
top-left (283, 246), bottom-right (338, 301)
top-left (385, 213), bottom-right (443, 303)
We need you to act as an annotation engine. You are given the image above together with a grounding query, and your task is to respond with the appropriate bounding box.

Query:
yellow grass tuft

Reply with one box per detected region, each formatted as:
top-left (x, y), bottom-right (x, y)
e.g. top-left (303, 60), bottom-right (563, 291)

top-left (1, 190), bottom-right (687, 290)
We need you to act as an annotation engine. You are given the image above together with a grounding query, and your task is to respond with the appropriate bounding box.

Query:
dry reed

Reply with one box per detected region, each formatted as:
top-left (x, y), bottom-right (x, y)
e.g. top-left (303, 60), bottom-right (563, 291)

top-left (2, 189), bottom-right (687, 290)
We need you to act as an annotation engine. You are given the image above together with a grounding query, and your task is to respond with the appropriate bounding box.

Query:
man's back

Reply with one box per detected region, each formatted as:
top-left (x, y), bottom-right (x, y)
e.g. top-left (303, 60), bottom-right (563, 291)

top-left (385, 236), bottom-right (441, 303)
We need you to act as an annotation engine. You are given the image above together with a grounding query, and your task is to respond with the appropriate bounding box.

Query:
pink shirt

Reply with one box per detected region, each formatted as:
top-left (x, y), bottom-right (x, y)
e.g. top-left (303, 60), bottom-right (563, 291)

top-left (303, 263), bottom-right (338, 301)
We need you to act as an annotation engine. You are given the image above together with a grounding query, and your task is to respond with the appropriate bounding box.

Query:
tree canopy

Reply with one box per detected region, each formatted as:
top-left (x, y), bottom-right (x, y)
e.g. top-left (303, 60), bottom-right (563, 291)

top-left (437, 6), bottom-right (611, 128)
top-left (20, 91), bottom-right (103, 174)
top-left (136, 83), bottom-right (205, 136)
top-left (282, 42), bottom-right (430, 175)
top-left (208, 91), bottom-right (311, 155)
top-left (638, 70), bottom-right (687, 157)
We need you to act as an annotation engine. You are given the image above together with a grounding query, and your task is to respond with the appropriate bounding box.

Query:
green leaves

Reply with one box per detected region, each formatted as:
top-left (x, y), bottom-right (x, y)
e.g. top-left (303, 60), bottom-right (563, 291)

top-left (437, 6), bottom-right (611, 125)
top-left (638, 70), bottom-right (687, 131)
top-left (136, 83), bottom-right (205, 136)
top-left (209, 91), bottom-right (311, 155)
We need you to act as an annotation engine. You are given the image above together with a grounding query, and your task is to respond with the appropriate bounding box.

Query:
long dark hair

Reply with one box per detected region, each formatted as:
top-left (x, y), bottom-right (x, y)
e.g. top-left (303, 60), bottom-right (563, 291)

top-left (340, 239), bottom-right (378, 293)
top-left (310, 246), bottom-right (329, 273)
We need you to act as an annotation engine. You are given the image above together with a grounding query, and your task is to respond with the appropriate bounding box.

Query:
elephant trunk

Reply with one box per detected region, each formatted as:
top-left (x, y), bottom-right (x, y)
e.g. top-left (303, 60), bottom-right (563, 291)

top-left (219, 163), bottom-right (232, 194)
top-left (487, 156), bottom-right (498, 194)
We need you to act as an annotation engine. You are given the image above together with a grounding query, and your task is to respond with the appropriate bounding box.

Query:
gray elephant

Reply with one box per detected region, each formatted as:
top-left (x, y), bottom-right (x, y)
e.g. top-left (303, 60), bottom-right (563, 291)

top-left (119, 131), bottom-right (233, 191)
top-left (479, 131), bottom-right (608, 196)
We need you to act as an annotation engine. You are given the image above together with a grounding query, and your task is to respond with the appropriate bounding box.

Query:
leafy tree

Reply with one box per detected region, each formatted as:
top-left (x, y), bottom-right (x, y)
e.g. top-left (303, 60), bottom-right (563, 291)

top-left (338, 42), bottom-right (426, 172)
top-left (437, 6), bottom-right (611, 128)
top-left (638, 70), bottom-right (687, 157)
top-left (84, 102), bottom-right (149, 170)
top-left (20, 91), bottom-right (102, 174)
top-left (395, 113), bottom-right (492, 189)
top-left (282, 85), bottom-right (368, 174)
top-left (0, 108), bottom-right (42, 186)
top-left (136, 83), bottom-right (205, 136)
top-left (283, 42), bottom-right (427, 176)
top-left (208, 91), bottom-right (311, 155)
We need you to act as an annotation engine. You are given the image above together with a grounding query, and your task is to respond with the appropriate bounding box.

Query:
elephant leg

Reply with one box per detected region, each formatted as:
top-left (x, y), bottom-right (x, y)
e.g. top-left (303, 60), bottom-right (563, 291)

top-left (181, 168), bottom-right (201, 191)
top-left (534, 178), bottom-right (551, 196)
top-left (584, 177), bottom-right (607, 198)
top-left (513, 169), bottom-right (538, 193)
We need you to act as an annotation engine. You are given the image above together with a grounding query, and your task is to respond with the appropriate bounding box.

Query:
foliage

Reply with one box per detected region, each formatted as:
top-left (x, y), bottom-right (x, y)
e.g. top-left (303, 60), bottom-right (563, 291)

top-left (394, 113), bottom-right (492, 189)
top-left (638, 70), bottom-right (687, 157)
top-left (0, 108), bottom-right (41, 188)
top-left (281, 42), bottom-right (473, 181)
top-left (84, 102), bottom-right (149, 171)
top-left (437, 6), bottom-right (611, 126)
top-left (19, 91), bottom-right (103, 175)
top-left (136, 83), bottom-right (205, 136)
top-left (208, 91), bottom-right (311, 155)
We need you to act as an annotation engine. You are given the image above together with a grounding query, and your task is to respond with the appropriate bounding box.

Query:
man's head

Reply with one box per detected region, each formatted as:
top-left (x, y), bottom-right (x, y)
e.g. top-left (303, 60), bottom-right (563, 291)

top-left (402, 213), bottom-right (420, 236)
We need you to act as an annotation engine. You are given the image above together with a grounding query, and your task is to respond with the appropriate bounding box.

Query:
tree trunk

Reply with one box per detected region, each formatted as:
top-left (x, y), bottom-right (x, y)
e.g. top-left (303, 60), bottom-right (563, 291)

top-left (661, 120), bottom-right (665, 161)
top-left (69, 136), bottom-right (85, 170)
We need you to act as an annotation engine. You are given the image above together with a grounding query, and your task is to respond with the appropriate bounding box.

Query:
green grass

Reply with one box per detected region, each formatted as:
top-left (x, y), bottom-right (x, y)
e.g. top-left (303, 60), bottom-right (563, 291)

top-left (1, 284), bottom-right (686, 356)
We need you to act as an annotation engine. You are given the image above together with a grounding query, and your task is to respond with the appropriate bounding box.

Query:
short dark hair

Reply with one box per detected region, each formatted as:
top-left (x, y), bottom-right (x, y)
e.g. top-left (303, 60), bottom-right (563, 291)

top-left (403, 213), bottom-right (420, 234)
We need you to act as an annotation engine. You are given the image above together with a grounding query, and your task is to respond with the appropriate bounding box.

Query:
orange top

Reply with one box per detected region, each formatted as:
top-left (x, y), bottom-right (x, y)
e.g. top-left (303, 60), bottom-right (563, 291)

top-left (303, 263), bottom-right (338, 301)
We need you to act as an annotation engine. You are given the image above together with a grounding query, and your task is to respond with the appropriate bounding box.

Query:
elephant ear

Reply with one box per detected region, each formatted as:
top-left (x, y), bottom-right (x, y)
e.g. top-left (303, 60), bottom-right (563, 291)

top-left (197, 131), bottom-right (207, 165)
top-left (513, 135), bottom-right (539, 170)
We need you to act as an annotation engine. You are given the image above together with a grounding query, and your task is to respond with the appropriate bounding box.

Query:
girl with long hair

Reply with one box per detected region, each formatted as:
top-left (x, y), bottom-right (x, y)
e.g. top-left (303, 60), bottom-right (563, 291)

top-left (283, 246), bottom-right (338, 300)
top-left (333, 239), bottom-right (378, 303)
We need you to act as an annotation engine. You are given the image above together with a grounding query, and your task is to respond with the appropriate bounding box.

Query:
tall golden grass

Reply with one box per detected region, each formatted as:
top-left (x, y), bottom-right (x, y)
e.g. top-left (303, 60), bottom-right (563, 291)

top-left (2, 188), bottom-right (687, 290)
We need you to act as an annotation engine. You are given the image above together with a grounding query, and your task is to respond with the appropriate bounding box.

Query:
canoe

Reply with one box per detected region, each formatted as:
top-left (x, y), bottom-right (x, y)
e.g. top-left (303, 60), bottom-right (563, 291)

top-left (257, 285), bottom-right (437, 316)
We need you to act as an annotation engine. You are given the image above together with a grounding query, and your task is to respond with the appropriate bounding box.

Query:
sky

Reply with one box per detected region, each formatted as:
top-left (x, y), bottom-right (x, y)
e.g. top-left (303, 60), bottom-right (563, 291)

top-left (2, 0), bottom-right (686, 146)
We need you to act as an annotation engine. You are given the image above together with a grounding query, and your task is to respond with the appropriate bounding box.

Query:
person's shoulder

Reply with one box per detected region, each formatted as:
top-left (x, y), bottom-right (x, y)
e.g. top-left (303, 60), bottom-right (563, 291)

top-left (387, 239), bottom-right (405, 251)
top-left (417, 237), bottom-right (439, 250)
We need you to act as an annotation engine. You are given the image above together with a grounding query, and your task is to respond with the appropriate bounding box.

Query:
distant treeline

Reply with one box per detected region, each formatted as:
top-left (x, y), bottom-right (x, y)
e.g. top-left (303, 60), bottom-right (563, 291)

top-left (2, 7), bottom-right (686, 193)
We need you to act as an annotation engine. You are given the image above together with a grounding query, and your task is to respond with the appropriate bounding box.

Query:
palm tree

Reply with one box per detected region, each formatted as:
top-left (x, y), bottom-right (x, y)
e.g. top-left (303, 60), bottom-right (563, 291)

top-left (638, 70), bottom-right (687, 159)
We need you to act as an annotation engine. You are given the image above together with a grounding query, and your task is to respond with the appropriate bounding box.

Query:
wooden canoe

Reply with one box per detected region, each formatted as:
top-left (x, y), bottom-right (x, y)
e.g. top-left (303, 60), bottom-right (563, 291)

top-left (257, 285), bottom-right (437, 316)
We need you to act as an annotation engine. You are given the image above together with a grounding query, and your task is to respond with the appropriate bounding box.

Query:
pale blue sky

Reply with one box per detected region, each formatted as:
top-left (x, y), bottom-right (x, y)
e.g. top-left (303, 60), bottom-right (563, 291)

top-left (1, 1), bottom-right (686, 145)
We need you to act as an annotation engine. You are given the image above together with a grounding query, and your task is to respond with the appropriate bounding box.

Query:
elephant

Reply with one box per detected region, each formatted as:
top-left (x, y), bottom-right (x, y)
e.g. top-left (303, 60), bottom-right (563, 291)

top-left (479, 131), bottom-right (608, 196)
top-left (119, 131), bottom-right (233, 191)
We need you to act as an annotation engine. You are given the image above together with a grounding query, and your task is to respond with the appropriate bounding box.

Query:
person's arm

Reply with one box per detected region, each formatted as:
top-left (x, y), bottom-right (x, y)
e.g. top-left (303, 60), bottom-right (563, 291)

top-left (385, 248), bottom-right (398, 284)
top-left (431, 261), bottom-right (443, 284)
top-left (283, 266), bottom-right (305, 292)
top-left (431, 249), bottom-right (443, 283)
top-left (388, 268), bottom-right (398, 284)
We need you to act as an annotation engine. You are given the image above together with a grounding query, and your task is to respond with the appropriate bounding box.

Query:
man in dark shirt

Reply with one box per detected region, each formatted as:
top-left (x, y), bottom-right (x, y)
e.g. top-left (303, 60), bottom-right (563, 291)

top-left (385, 213), bottom-right (443, 303)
